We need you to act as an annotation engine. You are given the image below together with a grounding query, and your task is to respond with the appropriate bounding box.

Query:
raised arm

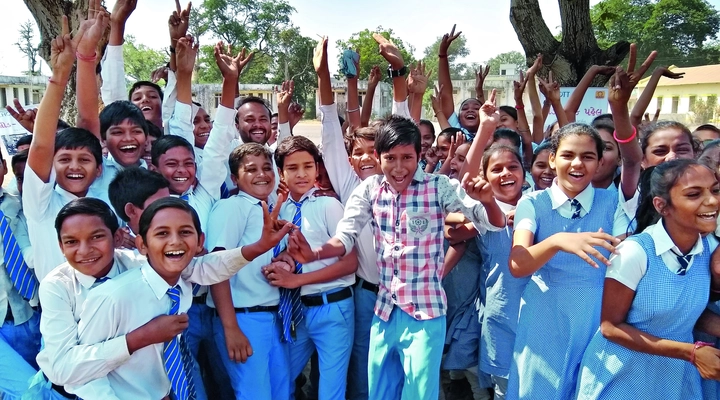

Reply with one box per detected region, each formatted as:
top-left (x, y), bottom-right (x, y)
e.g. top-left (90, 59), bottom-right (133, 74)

top-left (474, 65), bottom-right (490, 105)
top-left (430, 85), bottom-right (451, 130)
top-left (407, 61), bottom-right (430, 123)
top-left (276, 81), bottom-right (294, 143)
top-left (564, 65), bottom-right (615, 123)
top-left (513, 71), bottom-right (534, 167)
top-left (346, 51), bottom-right (362, 129)
top-left (100, 0), bottom-right (136, 105)
top-left (373, 33), bottom-right (408, 107)
top-left (438, 25), bottom-right (461, 117)
top-left (526, 55), bottom-right (545, 144)
top-left (360, 66), bottom-right (380, 127)
top-left (630, 65), bottom-right (683, 128)
top-left (458, 89), bottom-right (498, 180)
top-left (75, 1), bottom-right (109, 139)
top-left (166, 35), bottom-right (198, 144)
top-left (538, 71), bottom-right (568, 128)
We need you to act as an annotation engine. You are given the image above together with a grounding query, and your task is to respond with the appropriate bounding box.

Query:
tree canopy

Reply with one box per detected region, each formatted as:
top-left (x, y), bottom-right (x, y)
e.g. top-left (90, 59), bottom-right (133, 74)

top-left (122, 36), bottom-right (166, 84)
top-left (335, 27), bottom-right (415, 82)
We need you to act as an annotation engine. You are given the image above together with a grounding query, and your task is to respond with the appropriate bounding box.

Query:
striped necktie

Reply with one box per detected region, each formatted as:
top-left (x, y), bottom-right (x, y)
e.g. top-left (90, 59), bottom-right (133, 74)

top-left (163, 285), bottom-right (196, 400)
top-left (220, 183), bottom-right (230, 199)
top-left (676, 254), bottom-right (692, 276)
top-left (180, 193), bottom-right (190, 202)
top-left (570, 198), bottom-right (582, 219)
top-left (92, 276), bottom-right (110, 288)
top-left (278, 199), bottom-right (305, 343)
top-left (1, 209), bottom-right (37, 300)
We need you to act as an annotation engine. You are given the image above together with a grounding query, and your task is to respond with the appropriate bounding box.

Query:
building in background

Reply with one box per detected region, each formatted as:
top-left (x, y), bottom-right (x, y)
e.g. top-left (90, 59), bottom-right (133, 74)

top-left (315, 79), bottom-right (392, 119)
top-left (192, 83), bottom-right (277, 118)
top-left (0, 75), bottom-right (46, 109)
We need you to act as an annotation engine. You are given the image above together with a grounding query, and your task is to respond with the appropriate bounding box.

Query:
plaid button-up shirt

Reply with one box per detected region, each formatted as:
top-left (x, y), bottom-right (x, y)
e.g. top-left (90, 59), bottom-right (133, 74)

top-left (336, 167), bottom-right (500, 321)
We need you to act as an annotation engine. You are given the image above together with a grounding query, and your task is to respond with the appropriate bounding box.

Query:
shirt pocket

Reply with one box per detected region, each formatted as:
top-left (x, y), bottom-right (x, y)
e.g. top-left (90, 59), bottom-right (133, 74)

top-left (405, 207), bottom-right (433, 239)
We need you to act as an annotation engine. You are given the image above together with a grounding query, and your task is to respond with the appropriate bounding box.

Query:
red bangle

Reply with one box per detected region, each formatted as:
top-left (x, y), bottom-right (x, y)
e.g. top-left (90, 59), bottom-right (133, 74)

top-left (613, 125), bottom-right (637, 144)
top-left (690, 341), bottom-right (714, 364)
top-left (515, 104), bottom-right (524, 110)
top-left (76, 51), bottom-right (97, 62)
top-left (48, 77), bottom-right (67, 86)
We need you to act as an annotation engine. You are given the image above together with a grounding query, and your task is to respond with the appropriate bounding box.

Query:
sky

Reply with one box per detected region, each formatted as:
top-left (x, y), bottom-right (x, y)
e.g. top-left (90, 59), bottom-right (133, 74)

top-left (2, 0), bottom-right (720, 78)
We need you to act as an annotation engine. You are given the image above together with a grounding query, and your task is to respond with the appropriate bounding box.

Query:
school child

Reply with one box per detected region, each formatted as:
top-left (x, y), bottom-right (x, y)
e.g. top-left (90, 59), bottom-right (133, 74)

top-left (260, 135), bottom-right (358, 400)
top-left (448, 142), bottom-right (470, 180)
top-left (424, 128), bottom-right (463, 173)
top-left (577, 159), bottom-right (720, 399)
top-left (418, 119), bottom-right (437, 171)
top-left (108, 167), bottom-right (170, 237)
top-left (0, 147), bottom-right (41, 399)
top-left (67, 197), bottom-right (292, 399)
top-left (640, 121), bottom-right (697, 169)
top-left (507, 123), bottom-right (632, 399)
top-left (475, 145), bottom-right (531, 400)
top-left (286, 114), bottom-right (505, 400)
top-left (204, 142), bottom-right (291, 400)
top-left (591, 121), bottom-right (621, 190)
top-left (529, 142), bottom-right (555, 191)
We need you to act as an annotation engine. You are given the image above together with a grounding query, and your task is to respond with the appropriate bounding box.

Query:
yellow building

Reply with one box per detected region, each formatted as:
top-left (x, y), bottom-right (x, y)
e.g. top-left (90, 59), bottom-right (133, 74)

top-left (635, 64), bottom-right (720, 124)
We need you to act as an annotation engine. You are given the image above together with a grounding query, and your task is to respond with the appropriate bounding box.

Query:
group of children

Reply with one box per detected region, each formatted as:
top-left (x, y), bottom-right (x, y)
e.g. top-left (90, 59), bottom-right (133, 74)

top-left (2, 3), bottom-right (720, 399)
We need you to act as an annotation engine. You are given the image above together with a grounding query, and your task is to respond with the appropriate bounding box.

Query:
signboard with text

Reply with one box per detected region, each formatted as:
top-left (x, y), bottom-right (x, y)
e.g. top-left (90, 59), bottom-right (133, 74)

top-left (0, 106), bottom-right (36, 156)
top-left (540, 87), bottom-right (609, 124)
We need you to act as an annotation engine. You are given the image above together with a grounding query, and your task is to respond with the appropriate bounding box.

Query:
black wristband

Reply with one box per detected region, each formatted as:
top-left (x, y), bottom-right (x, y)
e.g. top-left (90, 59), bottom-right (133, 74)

top-left (169, 46), bottom-right (176, 54)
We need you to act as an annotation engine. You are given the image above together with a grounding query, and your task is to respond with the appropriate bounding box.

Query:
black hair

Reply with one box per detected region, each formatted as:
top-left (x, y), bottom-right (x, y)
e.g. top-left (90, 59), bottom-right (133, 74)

top-left (109, 168), bottom-right (170, 222)
top-left (271, 112), bottom-right (279, 118)
top-left (592, 120), bottom-right (616, 135)
top-left (418, 119), bottom-right (436, 137)
top-left (438, 127), bottom-right (462, 142)
top-left (695, 124), bottom-right (720, 135)
top-left (57, 119), bottom-right (71, 131)
top-left (345, 126), bottom-right (378, 155)
top-left (128, 81), bottom-right (164, 102)
top-left (698, 139), bottom-right (720, 174)
top-left (192, 101), bottom-right (203, 108)
top-left (55, 128), bottom-right (103, 166)
top-left (499, 106), bottom-right (518, 121)
top-left (274, 136), bottom-right (320, 170)
top-left (16, 135), bottom-right (32, 149)
top-left (55, 197), bottom-right (120, 241)
top-left (338, 115), bottom-right (345, 127)
top-left (482, 144), bottom-right (524, 175)
top-left (138, 196), bottom-right (201, 243)
top-left (634, 159), bottom-right (710, 234)
top-left (550, 123), bottom-right (604, 159)
top-left (374, 115), bottom-right (421, 156)
top-left (100, 101), bottom-right (149, 140)
top-left (237, 96), bottom-right (271, 118)
top-left (229, 143), bottom-right (273, 177)
top-left (640, 120), bottom-right (697, 156)
top-left (11, 149), bottom-right (28, 170)
top-left (493, 128), bottom-right (522, 149)
top-left (592, 113), bottom-right (613, 124)
top-left (531, 141), bottom-right (552, 166)
top-left (147, 121), bottom-right (163, 140)
top-left (150, 135), bottom-right (195, 166)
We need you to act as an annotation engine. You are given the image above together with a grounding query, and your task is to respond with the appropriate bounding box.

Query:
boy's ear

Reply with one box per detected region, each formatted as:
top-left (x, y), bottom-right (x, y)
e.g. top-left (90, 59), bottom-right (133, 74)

top-left (277, 167), bottom-right (284, 180)
top-left (135, 235), bottom-right (148, 256)
top-left (196, 232), bottom-right (206, 255)
top-left (113, 229), bottom-right (125, 248)
top-left (95, 162), bottom-right (103, 179)
top-left (124, 203), bottom-right (137, 221)
top-left (549, 153), bottom-right (556, 170)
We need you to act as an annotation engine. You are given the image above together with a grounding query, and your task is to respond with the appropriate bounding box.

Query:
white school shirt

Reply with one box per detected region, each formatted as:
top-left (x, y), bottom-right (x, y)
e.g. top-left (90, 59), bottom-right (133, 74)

top-left (0, 191), bottom-right (35, 324)
top-left (607, 220), bottom-right (719, 291)
top-left (90, 156), bottom-right (148, 205)
top-left (36, 250), bottom-right (147, 387)
top-left (69, 247), bottom-right (252, 399)
top-left (22, 166), bottom-right (111, 281)
top-left (514, 181), bottom-right (631, 237)
top-left (205, 192), bottom-right (279, 308)
top-left (279, 188), bottom-right (351, 296)
top-left (319, 104), bottom-right (378, 285)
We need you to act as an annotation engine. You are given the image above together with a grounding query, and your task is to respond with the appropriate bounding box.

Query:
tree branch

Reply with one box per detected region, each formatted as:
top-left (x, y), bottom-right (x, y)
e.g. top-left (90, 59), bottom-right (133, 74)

top-left (510, 0), bottom-right (559, 59)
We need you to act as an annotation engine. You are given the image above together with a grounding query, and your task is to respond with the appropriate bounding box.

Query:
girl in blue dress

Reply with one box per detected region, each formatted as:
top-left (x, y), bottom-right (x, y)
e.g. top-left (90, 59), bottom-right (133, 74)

top-left (476, 144), bottom-right (530, 400)
top-left (507, 124), bottom-right (631, 399)
top-left (576, 159), bottom-right (720, 399)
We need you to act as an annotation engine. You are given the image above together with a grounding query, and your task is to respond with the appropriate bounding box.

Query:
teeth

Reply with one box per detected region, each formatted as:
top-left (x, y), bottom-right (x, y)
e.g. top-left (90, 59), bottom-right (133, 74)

top-left (80, 257), bottom-right (99, 263)
top-left (198, 133), bottom-right (209, 137)
top-left (165, 250), bottom-right (185, 256)
top-left (142, 106), bottom-right (151, 111)
top-left (255, 181), bottom-right (268, 185)
top-left (120, 145), bottom-right (138, 150)
top-left (361, 165), bottom-right (374, 170)
top-left (173, 177), bottom-right (188, 182)
top-left (67, 174), bottom-right (84, 179)
top-left (699, 212), bottom-right (717, 218)
top-left (500, 181), bottom-right (515, 186)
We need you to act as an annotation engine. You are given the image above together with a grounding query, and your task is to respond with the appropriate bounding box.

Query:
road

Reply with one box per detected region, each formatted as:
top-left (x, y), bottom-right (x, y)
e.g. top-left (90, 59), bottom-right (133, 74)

top-left (291, 120), bottom-right (322, 145)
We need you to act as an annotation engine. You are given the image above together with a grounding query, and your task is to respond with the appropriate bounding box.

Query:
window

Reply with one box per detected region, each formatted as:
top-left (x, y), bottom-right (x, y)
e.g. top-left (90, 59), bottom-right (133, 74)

top-left (708, 95), bottom-right (718, 108)
top-left (214, 93), bottom-right (221, 108)
top-left (656, 97), bottom-right (663, 112)
top-left (501, 69), bottom-right (507, 75)
top-left (23, 88), bottom-right (30, 104)
top-left (358, 95), bottom-right (363, 105)
top-left (12, 88), bottom-right (18, 100)
top-left (32, 89), bottom-right (42, 104)
top-left (671, 97), bottom-right (679, 114)
top-left (0, 89), bottom-right (6, 108)
top-left (690, 96), bottom-right (697, 109)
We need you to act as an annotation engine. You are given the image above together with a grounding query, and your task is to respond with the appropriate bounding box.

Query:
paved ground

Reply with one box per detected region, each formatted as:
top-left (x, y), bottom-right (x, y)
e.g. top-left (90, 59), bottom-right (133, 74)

top-left (292, 120), bottom-right (322, 144)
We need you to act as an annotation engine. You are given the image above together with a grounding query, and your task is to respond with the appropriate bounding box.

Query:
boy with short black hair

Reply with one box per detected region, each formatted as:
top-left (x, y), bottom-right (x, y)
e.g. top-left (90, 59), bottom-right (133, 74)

top-left (69, 197), bottom-right (292, 399)
top-left (10, 149), bottom-right (28, 196)
top-left (108, 167), bottom-right (170, 235)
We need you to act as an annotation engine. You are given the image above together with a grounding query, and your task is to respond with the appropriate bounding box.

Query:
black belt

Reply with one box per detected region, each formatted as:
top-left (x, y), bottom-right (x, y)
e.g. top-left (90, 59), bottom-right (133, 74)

top-left (42, 373), bottom-right (75, 399)
top-left (356, 278), bottom-right (379, 294)
top-left (192, 293), bottom-right (207, 305)
top-left (212, 305), bottom-right (279, 316)
top-left (301, 287), bottom-right (353, 307)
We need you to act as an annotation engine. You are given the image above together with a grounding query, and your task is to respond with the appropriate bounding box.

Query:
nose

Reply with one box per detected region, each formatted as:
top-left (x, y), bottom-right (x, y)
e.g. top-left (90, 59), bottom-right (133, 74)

top-left (665, 152), bottom-right (678, 162)
top-left (571, 156), bottom-right (583, 168)
top-left (78, 240), bottom-right (91, 256)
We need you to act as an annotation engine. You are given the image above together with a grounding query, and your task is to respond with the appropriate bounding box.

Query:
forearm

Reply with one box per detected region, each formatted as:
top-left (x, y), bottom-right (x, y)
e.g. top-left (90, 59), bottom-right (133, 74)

top-left (318, 70), bottom-right (334, 107)
top-left (631, 71), bottom-right (663, 127)
top-left (437, 154), bottom-right (454, 175)
top-left (564, 68), bottom-right (596, 123)
top-left (210, 281), bottom-right (241, 331)
top-left (459, 122), bottom-right (495, 179)
top-left (527, 75), bottom-right (545, 144)
top-left (542, 101), bottom-right (551, 129)
top-left (481, 200), bottom-right (506, 229)
top-left (409, 92), bottom-right (423, 122)
top-left (600, 320), bottom-right (693, 361)
top-left (441, 241), bottom-right (467, 278)
top-left (315, 238), bottom-right (350, 261)
top-left (446, 223), bottom-right (478, 244)
top-left (29, 74), bottom-right (68, 180)
top-left (76, 58), bottom-right (101, 138)
top-left (360, 84), bottom-right (376, 127)
top-left (612, 103), bottom-right (642, 200)
top-left (294, 249), bottom-right (358, 286)
top-left (516, 108), bottom-right (533, 166)
top-left (509, 235), bottom-right (561, 277)
top-left (392, 76), bottom-right (407, 103)
top-left (109, 18), bottom-right (127, 46)
top-left (552, 99), bottom-right (569, 127)
top-left (435, 111), bottom-right (451, 130)
top-left (438, 55), bottom-right (454, 116)
top-left (346, 77), bottom-right (361, 128)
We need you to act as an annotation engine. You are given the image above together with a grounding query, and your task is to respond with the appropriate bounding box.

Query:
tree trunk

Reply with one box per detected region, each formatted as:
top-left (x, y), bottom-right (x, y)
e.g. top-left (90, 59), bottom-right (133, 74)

top-left (510, 0), bottom-right (630, 86)
top-left (23, 0), bottom-right (109, 124)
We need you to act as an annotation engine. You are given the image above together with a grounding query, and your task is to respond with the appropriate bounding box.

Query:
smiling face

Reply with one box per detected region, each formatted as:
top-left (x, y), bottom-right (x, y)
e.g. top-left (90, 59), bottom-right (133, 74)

top-left (59, 214), bottom-right (118, 278)
top-left (498, 110), bottom-right (519, 130)
top-left (642, 128), bottom-right (694, 168)
top-left (105, 119), bottom-right (147, 167)
top-left (349, 138), bottom-right (380, 181)
top-left (419, 124), bottom-right (435, 159)
top-left (130, 86), bottom-right (162, 124)
top-left (459, 99), bottom-right (481, 132)
top-left (436, 135), bottom-right (452, 160)
top-left (193, 108), bottom-right (212, 149)
top-left (237, 102), bottom-right (271, 144)
top-left (485, 150), bottom-right (525, 205)
top-left (379, 144), bottom-right (418, 193)
top-left (593, 128), bottom-right (620, 188)
top-left (662, 165), bottom-right (720, 236)
top-left (54, 147), bottom-right (103, 197)
top-left (531, 149), bottom-right (555, 190)
top-left (269, 115), bottom-right (279, 144)
top-left (549, 134), bottom-right (601, 198)
top-left (126, 188), bottom-right (171, 235)
top-left (279, 150), bottom-right (317, 201)
top-left (153, 146), bottom-right (197, 195)
top-left (449, 143), bottom-right (470, 179)
top-left (137, 207), bottom-right (205, 286)
top-left (233, 154), bottom-right (275, 201)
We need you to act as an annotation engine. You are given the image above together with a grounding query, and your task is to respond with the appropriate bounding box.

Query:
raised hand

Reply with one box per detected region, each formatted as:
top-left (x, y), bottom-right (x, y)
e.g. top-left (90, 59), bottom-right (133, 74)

top-left (76, 0), bottom-right (110, 59)
top-left (555, 228), bottom-right (620, 268)
top-left (439, 24), bottom-right (462, 57)
top-left (538, 71), bottom-right (561, 103)
top-left (50, 16), bottom-right (77, 82)
top-left (526, 54), bottom-right (543, 77)
top-left (625, 43), bottom-right (658, 87)
top-left (214, 43), bottom-right (253, 80)
top-left (462, 173), bottom-right (495, 204)
top-left (258, 193), bottom-right (295, 251)
top-left (480, 89), bottom-right (500, 127)
top-left (373, 33), bottom-right (404, 70)
top-left (111, 0), bottom-right (137, 25)
top-left (424, 146), bottom-right (440, 166)
top-left (276, 80), bottom-right (294, 112)
top-left (6, 99), bottom-right (36, 133)
top-left (169, 0), bottom-right (192, 41)
top-left (313, 36), bottom-right (329, 76)
top-left (288, 102), bottom-right (304, 129)
top-left (430, 85), bottom-right (444, 115)
top-left (513, 71), bottom-right (528, 103)
top-left (368, 65), bottom-right (381, 87)
top-left (150, 65), bottom-right (169, 83)
top-left (475, 64), bottom-right (491, 100)
top-left (175, 35), bottom-right (199, 76)
top-left (657, 66), bottom-right (685, 80)
top-left (407, 61), bottom-right (430, 95)
top-left (446, 132), bottom-right (465, 162)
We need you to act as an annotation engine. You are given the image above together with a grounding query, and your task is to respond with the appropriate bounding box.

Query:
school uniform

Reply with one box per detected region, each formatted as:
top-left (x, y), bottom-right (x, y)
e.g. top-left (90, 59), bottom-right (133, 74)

top-left (90, 156), bottom-right (148, 205)
top-left (334, 167), bottom-right (503, 400)
top-left (205, 192), bottom-right (289, 400)
top-left (576, 222), bottom-right (714, 399)
top-left (507, 182), bottom-right (631, 400)
top-left (279, 188), bottom-right (354, 400)
top-left (475, 200), bottom-right (529, 400)
top-left (67, 247), bottom-right (252, 399)
top-left (319, 104), bottom-right (379, 400)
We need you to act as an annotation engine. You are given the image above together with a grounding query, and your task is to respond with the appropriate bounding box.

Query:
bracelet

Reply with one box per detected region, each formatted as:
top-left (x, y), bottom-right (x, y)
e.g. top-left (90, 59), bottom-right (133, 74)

top-left (48, 77), bottom-right (67, 86)
top-left (515, 104), bottom-right (525, 110)
top-left (347, 107), bottom-right (360, 113)
top-left (613, 125), bottom-right (637, 144)
top-left (439, 54), bottom-right (447, 58)
top-left (75, 51), bottom-right (97, 62)
top-left (169, 46), bottom-right (176, 54)
top-left (690, 341), bottom-right (715, 364)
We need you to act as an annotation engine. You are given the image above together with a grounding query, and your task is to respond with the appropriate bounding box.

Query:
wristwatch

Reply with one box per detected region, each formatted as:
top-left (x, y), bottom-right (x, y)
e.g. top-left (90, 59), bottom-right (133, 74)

top-left (387, 65), bottom-right (408, 79)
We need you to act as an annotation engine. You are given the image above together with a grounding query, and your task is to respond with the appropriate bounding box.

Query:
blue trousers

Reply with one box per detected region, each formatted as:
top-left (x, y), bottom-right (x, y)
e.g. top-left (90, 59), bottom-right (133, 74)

top-left (213, 311), bottom-right (290, 400)
top-left (346, 283), bottom-right (376, 400)
top-left (0, 312), bottom-right (41, 399)
top-left (289, 295), bottom-right (355, 400)
top-left (368, 308), bottom-right (446, 400)
top-left (185, 302), bottom-right (226, 400)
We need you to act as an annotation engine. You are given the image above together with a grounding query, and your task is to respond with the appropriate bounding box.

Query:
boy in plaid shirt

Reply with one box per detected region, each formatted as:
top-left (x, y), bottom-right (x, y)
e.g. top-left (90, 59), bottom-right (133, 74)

top-left (287, 115), bottom-right (505, 400)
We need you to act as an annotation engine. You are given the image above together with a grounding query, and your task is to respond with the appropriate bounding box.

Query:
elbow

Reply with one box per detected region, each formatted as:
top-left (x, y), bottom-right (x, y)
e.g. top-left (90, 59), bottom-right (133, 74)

top-left (599, 320), bottom-right (620, 341)
top-left (508, 256), bottom-right (524, 278)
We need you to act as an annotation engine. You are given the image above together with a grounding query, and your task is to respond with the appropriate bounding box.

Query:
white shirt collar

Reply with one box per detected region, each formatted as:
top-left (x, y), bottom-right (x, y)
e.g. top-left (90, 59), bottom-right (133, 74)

top-left (105, 154), bottom-right (147, 171)
top-left (496, 199), bottom-right (516, 214)
top-left (72, 254), bottom-right (125, 289)
top-left (294, 187), bottom-right (318, 203)
top-left (647, 220), bottom-right (704, 257)
top-left (140, 263), bottom-right (191, 300)
top-left (549, 180), bottom-right (594, 212)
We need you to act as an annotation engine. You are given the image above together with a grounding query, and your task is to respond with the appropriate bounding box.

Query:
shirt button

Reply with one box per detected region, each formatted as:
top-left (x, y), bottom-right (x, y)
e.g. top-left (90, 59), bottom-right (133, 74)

top-left (394, 245), bottom-right (400, 251)
top-left (394, 270), bottom-right (399, 276)
top-left (391, 294), bottom-right (397, 300)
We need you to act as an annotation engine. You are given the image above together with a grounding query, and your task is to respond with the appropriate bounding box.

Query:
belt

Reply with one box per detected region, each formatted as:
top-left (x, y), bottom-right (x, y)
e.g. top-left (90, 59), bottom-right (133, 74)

top-left (192, 293), bottom-right (207, 305)
top-left (42, 373), bottom-right (75, 399)
top-left (212, 305), bottom-right (279, 316)
top-left (356, 278), bottom-right (379, 294)
top-left (301, 286), bottom-right (353, 307)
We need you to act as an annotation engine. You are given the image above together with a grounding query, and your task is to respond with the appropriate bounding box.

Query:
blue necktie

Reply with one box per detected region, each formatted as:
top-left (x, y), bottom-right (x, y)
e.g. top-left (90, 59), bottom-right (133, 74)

top-left (1, 209), bottom-right (37, 301)
top-left (163, 286), bottom-right (196, 400)
top-left (220, 183), bottom-right (230, 199)
top-left (677, 254), bottom-right (692, 276)
top-left (180, 193), bottom-right (190, 202)
top-left (570, 199), bottom-right (582, 219)
top-left (92, 276), bottom-right (110, 288)
top-left (278, 199), bottom-right (305, 343)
